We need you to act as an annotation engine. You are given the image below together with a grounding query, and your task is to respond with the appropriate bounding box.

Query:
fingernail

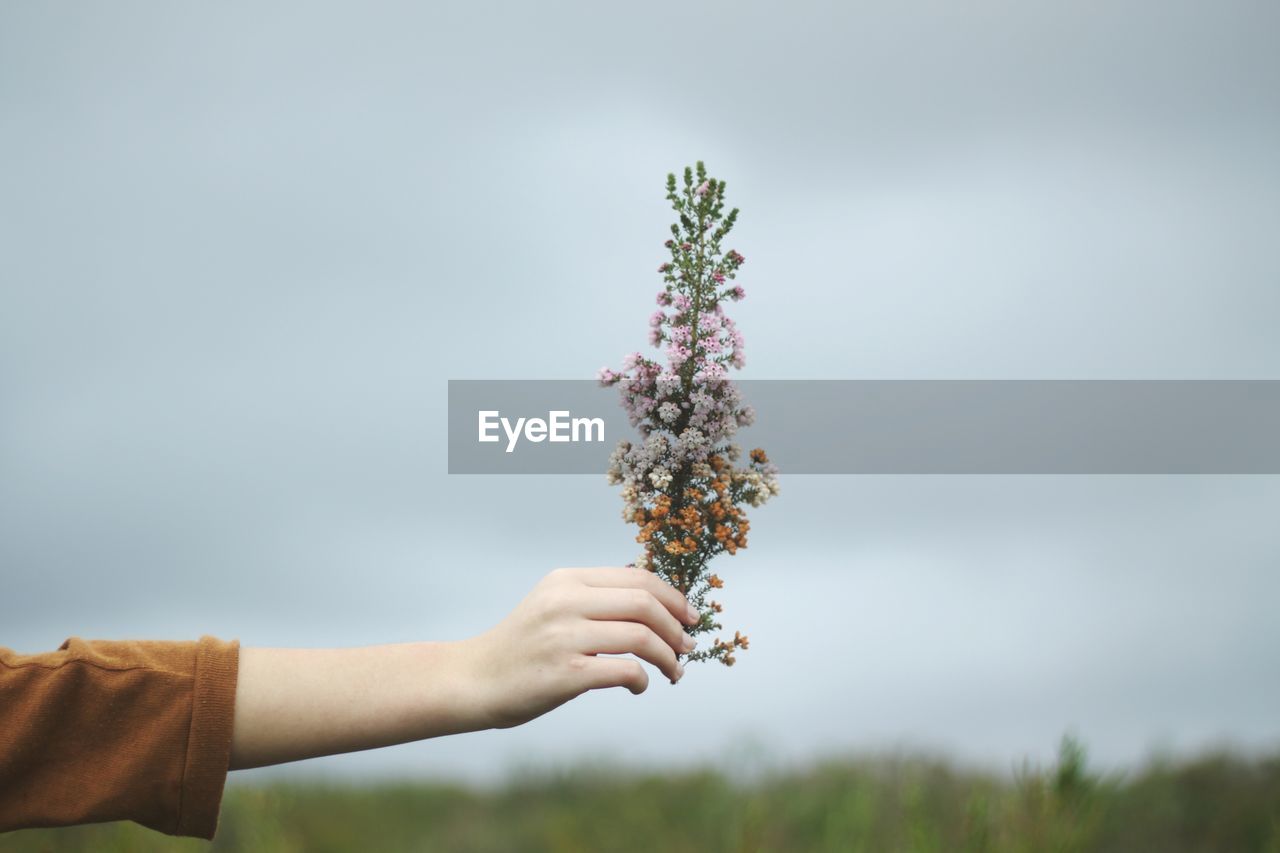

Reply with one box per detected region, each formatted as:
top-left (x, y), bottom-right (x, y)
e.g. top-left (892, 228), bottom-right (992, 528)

top-left (685, 604), bottom-right (699, 624)
top-left (673, 663), bottom-right (685, 682)
top-left (682, 633), bottom-right (697, 652)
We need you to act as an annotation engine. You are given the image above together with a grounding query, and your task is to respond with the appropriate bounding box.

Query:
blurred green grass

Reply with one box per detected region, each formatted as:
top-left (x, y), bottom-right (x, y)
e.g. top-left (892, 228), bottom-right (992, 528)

top-left (5, 738), bottom-right (1279, 852)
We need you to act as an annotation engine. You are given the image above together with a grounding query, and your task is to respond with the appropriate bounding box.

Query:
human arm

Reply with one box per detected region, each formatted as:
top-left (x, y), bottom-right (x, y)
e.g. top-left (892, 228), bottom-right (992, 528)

top-left (0, 567), bottom-right (694, 839)
top-left (228, 566), bottom-right (699, 770)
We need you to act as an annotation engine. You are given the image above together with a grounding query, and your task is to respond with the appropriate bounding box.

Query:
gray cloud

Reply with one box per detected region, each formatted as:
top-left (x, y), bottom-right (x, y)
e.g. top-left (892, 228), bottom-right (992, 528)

top-left (2, 0), bottom-right (1278, 781)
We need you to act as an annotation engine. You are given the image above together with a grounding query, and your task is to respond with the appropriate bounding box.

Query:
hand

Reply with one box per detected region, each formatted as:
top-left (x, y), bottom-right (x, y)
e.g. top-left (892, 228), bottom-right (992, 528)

top-left (228, 567), bottom-right (699, 770)
top-left (457, 566), bottom-right (700, 730)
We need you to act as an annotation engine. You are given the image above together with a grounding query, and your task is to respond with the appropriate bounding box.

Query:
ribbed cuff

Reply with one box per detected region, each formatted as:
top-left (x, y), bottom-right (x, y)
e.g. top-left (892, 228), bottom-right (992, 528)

top-left (175, 635), bottom-right (240, 840)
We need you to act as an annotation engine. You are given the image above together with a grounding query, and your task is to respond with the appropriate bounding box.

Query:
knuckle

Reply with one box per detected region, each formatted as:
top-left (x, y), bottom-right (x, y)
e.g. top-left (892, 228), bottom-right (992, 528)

top-left (627, 587), bottom-right (651, 610)
top-left (551, 588), bottom-right (582, 618)
top-left (546, 620), bottom-right (573, 651)
top-left (627, 622), bottom-right (651, 647)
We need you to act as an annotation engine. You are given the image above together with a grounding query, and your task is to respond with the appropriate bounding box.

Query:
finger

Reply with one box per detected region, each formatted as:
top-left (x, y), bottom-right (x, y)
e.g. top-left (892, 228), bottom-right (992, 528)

top-left (577, 587), bottom-right (696, 657)
top-left (581, 622), bottom-right (683, 684)
top-left (568, 566), bottom-right (699, 626)
top-left (580, 655), bottom-right (649, 695)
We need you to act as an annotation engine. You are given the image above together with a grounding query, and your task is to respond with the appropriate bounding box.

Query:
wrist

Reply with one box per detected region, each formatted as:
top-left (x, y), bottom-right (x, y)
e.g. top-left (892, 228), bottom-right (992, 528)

top-left (412, 636), bottom-right (500, 736)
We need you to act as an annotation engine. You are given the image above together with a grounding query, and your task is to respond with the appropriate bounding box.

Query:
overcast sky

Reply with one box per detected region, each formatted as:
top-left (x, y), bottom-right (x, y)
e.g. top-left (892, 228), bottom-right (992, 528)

top-left (2, 1), bottom-right (1278, 784)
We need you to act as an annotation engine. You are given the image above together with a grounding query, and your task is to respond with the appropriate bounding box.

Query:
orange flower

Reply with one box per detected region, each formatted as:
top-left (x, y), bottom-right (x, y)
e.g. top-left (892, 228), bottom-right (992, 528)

top-left (708, 574), bottom-right (724, 589)
top-left (711, 637), bottom-right (737, 666)
top-left (750, 448), bottom-right (769, 464)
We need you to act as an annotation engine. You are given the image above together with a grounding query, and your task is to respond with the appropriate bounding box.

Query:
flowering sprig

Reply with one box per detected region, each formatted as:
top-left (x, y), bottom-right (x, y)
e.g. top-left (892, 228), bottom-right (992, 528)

top-left (599, 161), bottom-right (779, 667)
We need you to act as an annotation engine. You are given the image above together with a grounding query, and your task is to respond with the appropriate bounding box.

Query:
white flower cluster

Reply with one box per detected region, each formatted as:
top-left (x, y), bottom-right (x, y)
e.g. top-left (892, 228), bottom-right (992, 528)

top-left (734, 467), bottom-right (782, 507)
top-left (604, 398), bottom-right (781, 530)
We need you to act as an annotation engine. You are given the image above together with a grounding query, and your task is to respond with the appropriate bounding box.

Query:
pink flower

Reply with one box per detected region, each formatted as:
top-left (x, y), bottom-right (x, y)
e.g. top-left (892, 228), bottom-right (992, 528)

top-left (695, 180), bottom-right (710, 197)
top-left (693, 361), bottom-right (727, 384)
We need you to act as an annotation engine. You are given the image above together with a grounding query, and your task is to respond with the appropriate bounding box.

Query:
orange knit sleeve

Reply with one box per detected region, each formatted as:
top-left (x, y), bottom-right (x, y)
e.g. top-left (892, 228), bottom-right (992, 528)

top-left (0, 634), bottom-right (240, 840)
